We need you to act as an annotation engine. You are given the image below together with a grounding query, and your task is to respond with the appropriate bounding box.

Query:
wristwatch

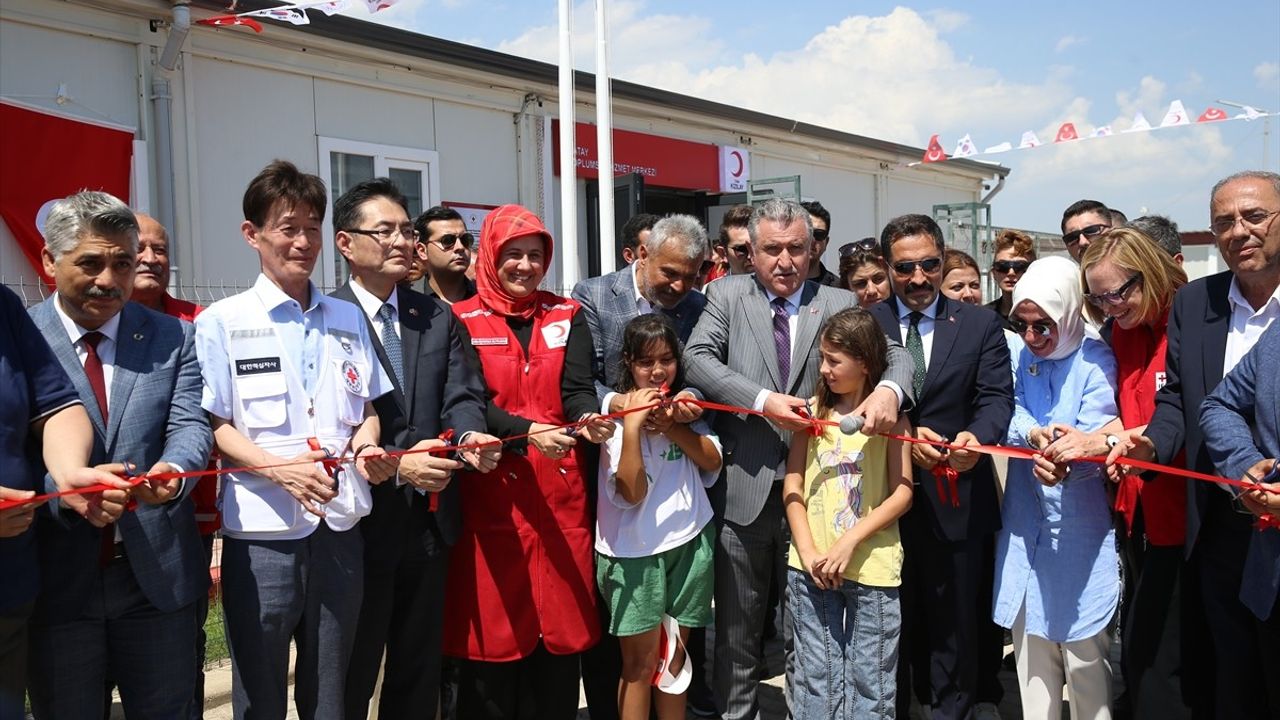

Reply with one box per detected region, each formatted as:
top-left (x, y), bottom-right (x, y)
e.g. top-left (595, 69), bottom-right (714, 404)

top-left (1105, 434), bottom-right (1121, 450)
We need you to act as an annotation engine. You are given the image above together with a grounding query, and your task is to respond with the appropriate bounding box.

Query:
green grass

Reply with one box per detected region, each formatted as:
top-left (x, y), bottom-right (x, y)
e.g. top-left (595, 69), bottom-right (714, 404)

top-left (203, 587), bottom-right (231, 668)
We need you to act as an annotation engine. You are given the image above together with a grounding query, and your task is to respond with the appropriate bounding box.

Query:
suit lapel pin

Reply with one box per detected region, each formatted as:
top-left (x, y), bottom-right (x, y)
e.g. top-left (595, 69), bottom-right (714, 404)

top-left (133, 332), bottom-right (143, 340)
top-left (408, 307), bottom-right (419, 317)
top-left (949, 316), bottom-right (956, 323)
top-left (809, 307), bottom-right (819, 314)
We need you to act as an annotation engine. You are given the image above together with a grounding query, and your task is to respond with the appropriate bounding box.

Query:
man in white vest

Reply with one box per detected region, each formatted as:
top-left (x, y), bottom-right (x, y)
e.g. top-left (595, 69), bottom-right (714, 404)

top-left (194, 160), bottom-right (397, 720)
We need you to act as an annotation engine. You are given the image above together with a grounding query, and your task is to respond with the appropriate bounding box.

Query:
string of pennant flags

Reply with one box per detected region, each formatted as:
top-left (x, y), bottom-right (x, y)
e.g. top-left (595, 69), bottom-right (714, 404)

top-left (196, 0), bottom-right (400, 32)
top-left (917, 100), bottom-right (1274, 165)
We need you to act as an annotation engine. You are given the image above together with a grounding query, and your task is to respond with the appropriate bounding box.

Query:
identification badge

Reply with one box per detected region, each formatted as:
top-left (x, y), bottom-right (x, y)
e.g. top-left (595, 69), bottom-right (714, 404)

top-left (541, 319), bottom-right (571, 349)
top-left (341, 360), bottom-right (364, 393)
top-left (235, 357), bottom-right (281, 376)
top-left (471, 336), bottom-right (509, 346)
top-left (1155, 371), bottom-right (1167, 391)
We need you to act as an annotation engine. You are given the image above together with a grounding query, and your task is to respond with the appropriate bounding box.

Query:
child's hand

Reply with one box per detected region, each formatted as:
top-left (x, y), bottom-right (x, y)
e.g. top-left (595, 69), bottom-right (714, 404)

top-left (815, 537), bottom-right (858, 587)
top-left (649, 404), bottom-right (676, 434)
top-left (622, 388), bottom-right (660, 430)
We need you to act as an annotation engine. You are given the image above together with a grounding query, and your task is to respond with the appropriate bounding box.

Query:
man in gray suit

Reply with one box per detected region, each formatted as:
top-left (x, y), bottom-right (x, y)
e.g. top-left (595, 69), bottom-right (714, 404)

top-left (685, 198), bottom-right (913, 720)
top-left (26, 191), bottom-right (213, 718)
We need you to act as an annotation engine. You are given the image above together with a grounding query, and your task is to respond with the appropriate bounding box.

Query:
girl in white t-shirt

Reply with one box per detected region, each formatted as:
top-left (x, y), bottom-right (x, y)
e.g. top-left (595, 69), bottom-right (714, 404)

top-left (596, 313), bottom-right (722, 720)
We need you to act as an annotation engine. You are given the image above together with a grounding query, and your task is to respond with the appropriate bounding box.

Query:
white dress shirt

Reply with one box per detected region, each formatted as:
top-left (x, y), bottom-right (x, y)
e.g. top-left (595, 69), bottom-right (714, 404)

top-left (348, 279), bottom-right (401, 344)
top-left (1223, 277), bottom-right (1280, 376)
top-left (53, 294), bottom-right (121, 410)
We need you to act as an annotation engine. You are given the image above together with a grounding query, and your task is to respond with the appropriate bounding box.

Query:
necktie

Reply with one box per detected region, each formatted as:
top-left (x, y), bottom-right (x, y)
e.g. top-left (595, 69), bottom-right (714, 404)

top-left (83, 331), bottom-right (115, 565)
top-left (378, 303), bottom-right (404, 388)
top-left (772, 297), bottom-right (791, 388)
top-left (82, 331), bottom-right (109, 423)
top-left (906, 311), bottom-right (926, 397)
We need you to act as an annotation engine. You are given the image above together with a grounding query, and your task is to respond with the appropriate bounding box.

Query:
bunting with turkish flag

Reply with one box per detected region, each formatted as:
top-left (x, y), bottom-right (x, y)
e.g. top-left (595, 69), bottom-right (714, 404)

top-left (921, 134), bottom-right (948, 163)
top-left (0, 100), bottom-right (133, 286)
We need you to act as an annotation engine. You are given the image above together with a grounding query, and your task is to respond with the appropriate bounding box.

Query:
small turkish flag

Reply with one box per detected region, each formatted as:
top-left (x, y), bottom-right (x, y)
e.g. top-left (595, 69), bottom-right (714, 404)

top-left (197, 15), bottom-right (264, 32)
top-left (1054, 123), bottom-right (1079, 143)
top-left (1197, 107), bottom-right (1228, 123)
top-left (922, 134), bottom-right (948, 163)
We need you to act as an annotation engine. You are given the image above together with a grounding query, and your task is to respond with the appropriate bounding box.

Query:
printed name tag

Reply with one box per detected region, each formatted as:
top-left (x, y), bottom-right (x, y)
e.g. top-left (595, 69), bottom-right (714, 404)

top-left (235, 357), bottom-right (282, 376)
top-left (471, 337), bottom-right (509, 346)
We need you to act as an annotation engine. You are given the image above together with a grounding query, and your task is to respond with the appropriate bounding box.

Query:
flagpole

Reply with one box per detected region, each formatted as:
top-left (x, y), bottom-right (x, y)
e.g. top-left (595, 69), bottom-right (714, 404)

top-left (1218, 99), bottom-right (1273, 170)
top-left (595, 0), bottom-right (616, 276)
top-left (558, 0), bottom-right (580, 289)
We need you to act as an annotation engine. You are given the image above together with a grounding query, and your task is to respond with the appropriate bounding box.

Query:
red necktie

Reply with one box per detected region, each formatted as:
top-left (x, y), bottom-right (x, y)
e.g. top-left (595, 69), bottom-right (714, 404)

top-left (83, 331), bottom-right (115, 565)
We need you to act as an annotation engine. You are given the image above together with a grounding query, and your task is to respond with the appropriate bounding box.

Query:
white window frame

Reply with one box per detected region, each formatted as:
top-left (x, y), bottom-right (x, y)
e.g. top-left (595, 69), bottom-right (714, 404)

top-left (316, 136), bottom-right (441, 287)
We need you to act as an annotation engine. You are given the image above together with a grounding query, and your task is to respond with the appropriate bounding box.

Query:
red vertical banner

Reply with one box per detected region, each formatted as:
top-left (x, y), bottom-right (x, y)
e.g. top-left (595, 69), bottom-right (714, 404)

top-left (0, 101), bottom-right (134, 286)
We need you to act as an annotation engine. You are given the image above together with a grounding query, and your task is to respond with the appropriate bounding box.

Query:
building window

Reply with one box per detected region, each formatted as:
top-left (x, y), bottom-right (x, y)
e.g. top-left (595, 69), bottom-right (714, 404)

top-left (317, 137), bottom-right (440, 286)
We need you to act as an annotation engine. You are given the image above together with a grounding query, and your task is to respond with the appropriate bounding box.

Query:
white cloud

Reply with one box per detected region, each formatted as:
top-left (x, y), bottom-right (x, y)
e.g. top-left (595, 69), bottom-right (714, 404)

top-left (1054, 34), bottom-right (1084, 53)
top-left (1256, 61), bottom-right (1280, 88)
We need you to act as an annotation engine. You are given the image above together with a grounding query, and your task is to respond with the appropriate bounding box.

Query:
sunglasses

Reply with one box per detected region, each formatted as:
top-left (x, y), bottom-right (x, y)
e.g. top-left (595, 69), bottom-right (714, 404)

top-left (1009, 318), bottom-right (1054, 338)
top-left (1062, 223), bottom-right (1110, 247)
top-left (812, 228), bottom-right (830, 243)
top-left (890, 257), bottom-right (943, 276)
top-left (839, 238), bottom-right (879, 257)
top-left (1085, 273), bottom-right (1142, 307)
top-left (992, 259), bottom-right (1031, 274)
top-left (728, 243), bottom-right (752, 259)
top-left (430, 232), bottom-right (474, 250)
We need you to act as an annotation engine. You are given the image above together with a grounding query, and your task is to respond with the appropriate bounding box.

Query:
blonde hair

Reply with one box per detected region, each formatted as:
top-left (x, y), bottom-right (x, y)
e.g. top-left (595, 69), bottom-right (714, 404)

top-left (1079, 227), bottom-right (1187, 325)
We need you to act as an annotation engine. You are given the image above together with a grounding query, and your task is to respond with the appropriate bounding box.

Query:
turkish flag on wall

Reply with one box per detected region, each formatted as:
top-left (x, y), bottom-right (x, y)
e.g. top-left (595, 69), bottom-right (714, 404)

top-left (0, 101), bottom-right (133, 286)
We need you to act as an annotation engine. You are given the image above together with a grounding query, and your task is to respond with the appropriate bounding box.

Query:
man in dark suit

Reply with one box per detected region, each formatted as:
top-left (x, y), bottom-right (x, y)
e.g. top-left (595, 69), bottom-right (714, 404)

top-left (27, 190), bottom-right (212, 718)
top-left (867, 213), bottom-right (1013, 720)
top-left (686, 198), bottom-right (914, 720)
top-left (332, 179), bottom-right (499, 719)
top-left (1113, 170), bottom-right (1280, 719)
top-left (571, 213), bottom-right (712, 719)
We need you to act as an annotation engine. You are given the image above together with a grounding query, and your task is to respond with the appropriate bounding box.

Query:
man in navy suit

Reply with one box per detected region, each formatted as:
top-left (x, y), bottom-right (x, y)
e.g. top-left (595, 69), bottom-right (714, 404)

top-left (867, 213), bottom-right (1013, 720)
top-left (1114, 170), bottom-right (1280, 718)
top-left (26, 191), bottom-right (212, 719)
top-left (332, 179), bottom-right (500, 719)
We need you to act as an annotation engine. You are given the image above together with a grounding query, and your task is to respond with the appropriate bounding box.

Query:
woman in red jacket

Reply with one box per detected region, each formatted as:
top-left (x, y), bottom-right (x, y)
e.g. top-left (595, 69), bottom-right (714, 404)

top-left (445, 204), bottom-right (613, 720)
top-left (1051, 227), bottom-right (1189, 718)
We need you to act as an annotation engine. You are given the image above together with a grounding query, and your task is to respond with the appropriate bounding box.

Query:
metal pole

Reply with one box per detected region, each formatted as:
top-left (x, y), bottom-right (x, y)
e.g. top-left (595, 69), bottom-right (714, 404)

top-left (595, 0), bottom-right (616, 276)
top-left (558, 0), bottom-right (580, 289)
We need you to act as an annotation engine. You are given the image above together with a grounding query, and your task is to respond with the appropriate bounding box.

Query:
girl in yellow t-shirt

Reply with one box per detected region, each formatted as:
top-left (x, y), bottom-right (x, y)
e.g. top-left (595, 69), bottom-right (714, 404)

top-left (782, 307), bottom-right (913, 719)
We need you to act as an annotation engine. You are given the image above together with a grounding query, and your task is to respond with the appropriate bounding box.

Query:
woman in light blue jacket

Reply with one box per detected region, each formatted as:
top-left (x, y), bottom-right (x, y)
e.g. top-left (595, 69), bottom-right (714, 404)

top-left (994, 256), bottom-right (1121, 720)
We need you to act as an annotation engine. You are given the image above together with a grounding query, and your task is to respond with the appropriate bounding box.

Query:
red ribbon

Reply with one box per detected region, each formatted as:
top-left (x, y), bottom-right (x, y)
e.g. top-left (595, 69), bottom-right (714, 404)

top-left (932, 462), bottom-right (961, 508)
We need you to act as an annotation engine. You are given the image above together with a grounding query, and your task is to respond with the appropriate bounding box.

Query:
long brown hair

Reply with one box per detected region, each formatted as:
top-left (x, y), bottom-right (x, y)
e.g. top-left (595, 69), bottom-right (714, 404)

top-left (814, 307), bottom-right (887, 426)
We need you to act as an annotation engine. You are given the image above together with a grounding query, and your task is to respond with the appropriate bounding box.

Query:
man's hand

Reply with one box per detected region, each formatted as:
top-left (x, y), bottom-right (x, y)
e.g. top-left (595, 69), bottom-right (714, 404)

top-left (669, 391), bottom-right (704, 424)
top-left (133, 461), bottom-right (183, 505)
top-left (852, 386), bottom-right (900, 435)
top-left (1104, 429), bottom-right (1156, 483)
top-left (459, 433), bottom-right (502, 473)
top-left (399, 438), bottom-right (463, 493)
top-left (1240, 459), bottom-right (1279, 518)
top-left (356, 447), bottom-right (399, 485)
top-left (0, 486), bottom-right (43, 538)
top-left (949, 431), bottom-right (981, 473)
top-left (763, 393), bottom-right (812, 433)
top-left (267, 450), bottom-right (337, 518)
top-left (911, 426), bottom-right (947, 471)
top-left (57, 464), bottom-right (133, 527)
top-left (1043, 424), bottom-right (1106, 465)
top-left (577, 413), bottom-right (616, 444)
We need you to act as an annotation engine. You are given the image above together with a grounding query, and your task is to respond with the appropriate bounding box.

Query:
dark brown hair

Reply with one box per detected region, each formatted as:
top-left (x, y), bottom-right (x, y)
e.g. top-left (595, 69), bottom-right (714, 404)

top-left (814, 307), bottom-right (887, 424)
top-left (242, 159), bottom-right (328, 228)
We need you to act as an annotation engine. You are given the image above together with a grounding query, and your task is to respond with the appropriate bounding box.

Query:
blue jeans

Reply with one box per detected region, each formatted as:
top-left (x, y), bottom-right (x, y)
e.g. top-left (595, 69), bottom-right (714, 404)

top-left (787, 569), bottom-right (900, 719)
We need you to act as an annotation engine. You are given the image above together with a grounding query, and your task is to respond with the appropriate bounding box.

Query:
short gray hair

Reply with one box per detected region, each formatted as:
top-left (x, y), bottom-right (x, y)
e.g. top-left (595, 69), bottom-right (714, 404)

top-left (43, 191), bottom-right (138, 260)
top-left (1210, 170), bottom-right (1280, 206)
top-left (747, 198), bottom-right (813, 246)
top-left (1126, 215), bottom-right (1182, 256)
top-left (643, 214), bottom-right (709, 261)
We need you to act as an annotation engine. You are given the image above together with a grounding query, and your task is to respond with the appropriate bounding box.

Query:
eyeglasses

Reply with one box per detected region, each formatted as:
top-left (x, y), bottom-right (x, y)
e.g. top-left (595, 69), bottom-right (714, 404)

top-left (430, 232), bottom-right (475, 251)
top-left (344, 224), bottom-right (418, 243)
top-left (839, 238), bottom-right (879, 257)
top-left (890, 257), bottom-right (943, 276)
top-left (1062, 223), bottom-right (1110, 247)
top-left (1085, 273), bottom-right (1142, 307)
top-left (1009, 318), bottom-right (1054, 338)
top-left (728, 243), bottom-right (752, 259)
top-left (992, 259), bottom-right (1031, 274)
top-left (1209, 209), bottom-right (1280, 237)
top-left (812, 228), bottom-right (830, 243)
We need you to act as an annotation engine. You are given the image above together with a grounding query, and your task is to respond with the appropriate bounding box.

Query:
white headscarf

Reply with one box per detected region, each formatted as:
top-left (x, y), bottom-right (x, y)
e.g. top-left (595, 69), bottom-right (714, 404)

top-left (1009, 256), bottom-right (1085, 361)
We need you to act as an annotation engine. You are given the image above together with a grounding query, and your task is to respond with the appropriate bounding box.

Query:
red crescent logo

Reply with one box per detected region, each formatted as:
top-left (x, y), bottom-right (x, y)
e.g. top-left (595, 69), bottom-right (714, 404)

top-left (548, 322), bottom-right (568, 339)
top-left (925, 148), bottom-right (943, 162)
top-left (1198, 108), bottom-right (1227, 122)
top-left (731, 151), bottom-right (744, 177)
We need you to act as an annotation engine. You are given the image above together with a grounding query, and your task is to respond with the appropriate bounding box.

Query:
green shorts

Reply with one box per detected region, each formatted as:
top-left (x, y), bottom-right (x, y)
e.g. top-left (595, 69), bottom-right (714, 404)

top-left (596, 522), bottom-right (715, 637)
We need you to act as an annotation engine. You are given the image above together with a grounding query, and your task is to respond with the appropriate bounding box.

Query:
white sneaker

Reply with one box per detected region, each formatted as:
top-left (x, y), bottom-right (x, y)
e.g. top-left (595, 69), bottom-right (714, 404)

top-left (974, 702), bottom-right (1002, 720)
top-left (652, 614), bottom-right (691, 695)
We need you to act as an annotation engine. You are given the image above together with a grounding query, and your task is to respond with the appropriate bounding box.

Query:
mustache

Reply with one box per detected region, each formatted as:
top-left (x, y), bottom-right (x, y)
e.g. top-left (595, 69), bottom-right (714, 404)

top-left (137, 262), bottom-right (164, 276)
top-left (906, 282), bottom-right (933, 293)
top-left (84, 286), bottom-right (124, 300)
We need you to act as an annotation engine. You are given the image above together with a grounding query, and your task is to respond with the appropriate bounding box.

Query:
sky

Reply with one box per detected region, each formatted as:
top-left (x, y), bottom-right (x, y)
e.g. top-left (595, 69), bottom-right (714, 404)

top-left (344, 1), bottom-right (1280, 234)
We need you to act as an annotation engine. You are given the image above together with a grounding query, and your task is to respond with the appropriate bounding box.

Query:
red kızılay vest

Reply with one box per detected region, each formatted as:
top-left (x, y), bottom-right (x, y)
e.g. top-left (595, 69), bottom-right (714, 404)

top-left (443, 291), bottom-right (600, 661)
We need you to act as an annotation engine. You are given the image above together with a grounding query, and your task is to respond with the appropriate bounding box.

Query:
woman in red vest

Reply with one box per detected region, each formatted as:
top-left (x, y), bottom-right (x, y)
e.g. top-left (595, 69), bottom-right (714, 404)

top-left (446, 204), bottom-right (614, 719)
top-left (1053, 227), bottom-right (1191, 718)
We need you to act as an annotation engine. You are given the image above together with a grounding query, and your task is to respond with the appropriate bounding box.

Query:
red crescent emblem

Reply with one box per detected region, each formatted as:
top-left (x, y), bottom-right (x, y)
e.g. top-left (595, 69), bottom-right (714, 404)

top-left (1055, 123), bottom-right (1078, 142)
top-left (730, 151), bottom-right (744, 177)
top-left (1197, 107), bottom-right (1227, 123)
